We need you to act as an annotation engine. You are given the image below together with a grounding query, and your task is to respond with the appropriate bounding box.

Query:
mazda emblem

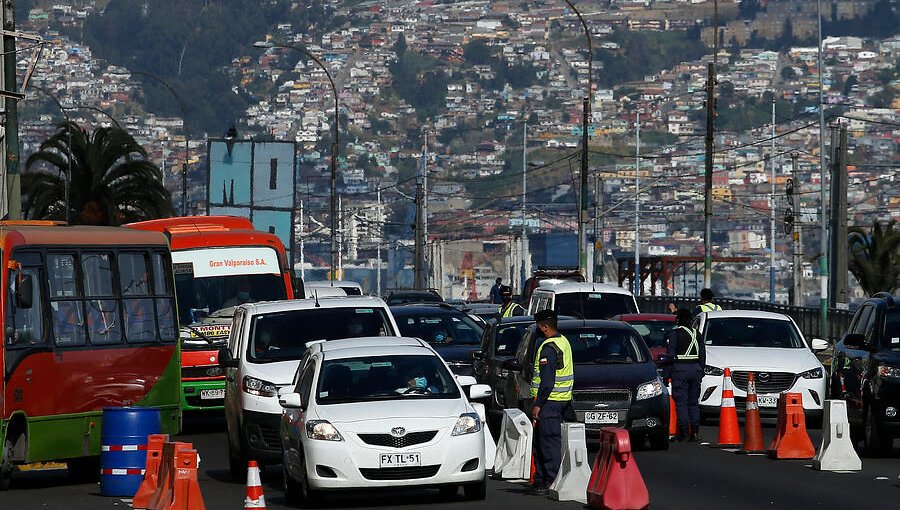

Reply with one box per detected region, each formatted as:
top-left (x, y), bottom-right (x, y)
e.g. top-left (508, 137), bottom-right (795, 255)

top-left (758, 372), bottom-right (770, 382)
top-left (390, 427), bottom-right (407, 437)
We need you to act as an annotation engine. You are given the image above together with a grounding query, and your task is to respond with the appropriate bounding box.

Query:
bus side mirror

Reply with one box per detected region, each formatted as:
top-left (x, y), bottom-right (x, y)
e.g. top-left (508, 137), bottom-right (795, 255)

top-left (16, 273), bottom-right (33, 309)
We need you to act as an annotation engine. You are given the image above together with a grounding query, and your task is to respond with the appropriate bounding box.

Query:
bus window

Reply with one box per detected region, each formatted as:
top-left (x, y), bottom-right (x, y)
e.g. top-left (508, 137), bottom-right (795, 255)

top-left (152, 252), bottom-right (172, 295)
top-left (6, 266), bottom-right (45, 346)
top-left (48, 253), bottom-right (86, 346)
top-left (84, 252), bottom-right (122, 345)
top-left (119, 253), bottom-right (151, 295)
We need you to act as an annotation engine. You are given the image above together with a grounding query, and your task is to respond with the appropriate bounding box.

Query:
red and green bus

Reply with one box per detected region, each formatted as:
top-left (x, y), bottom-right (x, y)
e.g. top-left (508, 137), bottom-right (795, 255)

top-left (0, 221), bottom-right (181, 489)
top-left (125, 216), bottom-right (296, 412)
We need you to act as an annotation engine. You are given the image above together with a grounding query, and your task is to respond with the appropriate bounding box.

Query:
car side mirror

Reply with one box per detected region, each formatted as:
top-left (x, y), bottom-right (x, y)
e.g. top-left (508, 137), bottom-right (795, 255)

top-left (218, 347), bottom-right (238, 368)
top-left (15, 273), bottom-right (33, 309)
top-left (810, 338), bottom-right (829, 352)
top-left (455, 375), bottom-right (477, 387)
top-left (469, 384), bottom-right (493, 400)
top-left (471, 350), bottom-right (485, 360)
top-left (279, 392), bottom-right (304, 409)
top-left (842, 333), bottom-right (866, 350)
top-left (501, 358), bottom-right (522, 372)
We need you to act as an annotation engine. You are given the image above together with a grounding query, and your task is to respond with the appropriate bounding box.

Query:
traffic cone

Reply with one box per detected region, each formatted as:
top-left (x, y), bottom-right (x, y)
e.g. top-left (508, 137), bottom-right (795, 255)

top-left (739, 372), bottom-right (765, 453)
top-left (244, 460), bottom-right (266, 509)
top-left (715, 368), bottom-right (741, 447)
top-left (667, 383), bottom-right (677, 437)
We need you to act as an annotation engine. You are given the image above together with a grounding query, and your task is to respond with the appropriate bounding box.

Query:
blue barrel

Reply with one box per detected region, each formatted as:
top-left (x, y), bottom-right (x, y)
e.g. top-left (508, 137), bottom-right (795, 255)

top-left (100, 407), bottom-right (161, 497)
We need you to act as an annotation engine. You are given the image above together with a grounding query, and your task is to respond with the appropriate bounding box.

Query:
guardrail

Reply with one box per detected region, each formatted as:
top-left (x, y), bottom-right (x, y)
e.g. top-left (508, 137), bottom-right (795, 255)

top-left (637, 296), bottom-right (853, 343)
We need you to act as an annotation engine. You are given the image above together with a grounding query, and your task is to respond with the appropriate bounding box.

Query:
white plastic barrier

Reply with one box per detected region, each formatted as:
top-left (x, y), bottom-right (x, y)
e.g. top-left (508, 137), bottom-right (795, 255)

top-left (492, 408), bottom-right (533, 480)
top-left (549, 423), bottom-right (592, 503)
top-left (471, 403), bottom-right (496, 472)
top-left (813, 399), bottom-right (862, 471)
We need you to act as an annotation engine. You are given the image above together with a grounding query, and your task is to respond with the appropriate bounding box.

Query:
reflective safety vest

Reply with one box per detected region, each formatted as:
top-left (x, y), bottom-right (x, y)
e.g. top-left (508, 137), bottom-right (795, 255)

top-left (698, 302), bottom-right (722, 312)
top-left (530, 335), bottom-right (574, 401)
top-left (499, 302), bottom-right (524, 318)
top-left (676, 325), bottom-right (700, 361)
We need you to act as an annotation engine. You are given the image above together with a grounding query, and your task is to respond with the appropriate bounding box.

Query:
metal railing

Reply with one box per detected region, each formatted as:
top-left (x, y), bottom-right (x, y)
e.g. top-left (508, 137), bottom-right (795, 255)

top-left (637, 296), bottom-right (853, 343)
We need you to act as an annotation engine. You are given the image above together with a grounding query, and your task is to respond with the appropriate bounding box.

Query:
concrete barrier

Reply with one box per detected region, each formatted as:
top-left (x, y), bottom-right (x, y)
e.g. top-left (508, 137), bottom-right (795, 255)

top-left (813, 400), bottom-right (862, 471)
top-left (492, 408), bottom-right (533, 481)
top-left (550, 423), bottom-right (592, 503)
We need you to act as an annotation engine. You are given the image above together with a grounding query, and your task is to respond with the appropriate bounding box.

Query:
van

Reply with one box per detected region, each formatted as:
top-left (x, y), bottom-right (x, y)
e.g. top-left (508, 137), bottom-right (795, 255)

top-left (219, 297), bottom-right (399, 478)
top-left (527, 282), bottom-right (639, 320)
top-left (304, 280), bottom-right (363, 296)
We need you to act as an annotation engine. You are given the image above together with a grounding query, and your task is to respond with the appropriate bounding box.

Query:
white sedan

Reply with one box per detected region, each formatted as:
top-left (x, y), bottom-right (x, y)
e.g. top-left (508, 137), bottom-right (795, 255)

top-left (278, 337), bottom-right (492, 506)
top-left (696, 310), bottom-right (829, 418)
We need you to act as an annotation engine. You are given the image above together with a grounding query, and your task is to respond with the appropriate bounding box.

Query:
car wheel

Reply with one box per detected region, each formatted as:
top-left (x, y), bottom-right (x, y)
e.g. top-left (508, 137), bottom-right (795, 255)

top-left (297, 453), bottom-right (321, 508)
top-left (66, 456), bottom-right (100, 483)
top-left (648, 431), bottom-right (669, 451)
top-left (864, 404), bottom-right (892, 456)
top-left (438, 485), bottom-right (458, 499)
top-left (463, 475), bottom-right (487, 501)
top-left (1, 435), bottom-right (15, 491)
top-left (228, 435), bottom-right (247, 481)
top-left (283, 462), bottom-right (301, 506)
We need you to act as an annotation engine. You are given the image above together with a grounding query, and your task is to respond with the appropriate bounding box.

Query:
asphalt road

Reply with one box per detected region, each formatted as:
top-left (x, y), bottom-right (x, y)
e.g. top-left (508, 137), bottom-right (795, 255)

top-left (2, 415), bottom-right (898, 509)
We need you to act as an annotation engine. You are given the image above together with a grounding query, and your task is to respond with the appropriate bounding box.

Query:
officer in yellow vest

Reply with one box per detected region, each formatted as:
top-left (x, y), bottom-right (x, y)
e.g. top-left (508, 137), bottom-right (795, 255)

top-left (525, 309), bottom-right (574, 496)
top-left (666, 308), bottom-right (705, 442)
top-left (692, 287), bottom-right (722, 316)
top-left (497, 286), bottom-right (525, 318)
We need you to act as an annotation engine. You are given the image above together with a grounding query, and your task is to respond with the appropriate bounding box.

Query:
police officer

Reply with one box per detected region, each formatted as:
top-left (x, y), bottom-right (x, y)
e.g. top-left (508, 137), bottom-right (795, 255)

top-left (525, 309), bottom-right (574, 496)
top-left (692, 287), bottom-right (722, 316)
top-left (666, 308), bottom-right (705, 442)
top-left (497, 286), bottom-right (525, 318)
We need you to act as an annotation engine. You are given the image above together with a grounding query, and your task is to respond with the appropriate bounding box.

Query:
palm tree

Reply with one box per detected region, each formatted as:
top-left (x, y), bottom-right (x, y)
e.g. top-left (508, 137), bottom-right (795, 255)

top-left (847, 220), bottom-right (900, 296)
top-left (23, 121), bottom-right (172, 225)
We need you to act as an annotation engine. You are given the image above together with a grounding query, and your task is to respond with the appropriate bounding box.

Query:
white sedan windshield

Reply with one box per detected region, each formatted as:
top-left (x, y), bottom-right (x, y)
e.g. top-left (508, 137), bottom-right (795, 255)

top-left (316, 355), bottom-right (460, 404)
top-left (705, 318), bottom-right (804, 348)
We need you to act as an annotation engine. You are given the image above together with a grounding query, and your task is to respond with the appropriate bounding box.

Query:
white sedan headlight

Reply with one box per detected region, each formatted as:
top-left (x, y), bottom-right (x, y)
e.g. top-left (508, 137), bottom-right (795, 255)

top-left (636, 378), bottom-right (663, 400)
top-left (451, 413), bottom-right (481, 436)
top-left (799, 367), bottom-right (824, 379)
top-left (306, 420), bottom-right (343, 441)
top-left (704, 365), bottom-right (724, 376)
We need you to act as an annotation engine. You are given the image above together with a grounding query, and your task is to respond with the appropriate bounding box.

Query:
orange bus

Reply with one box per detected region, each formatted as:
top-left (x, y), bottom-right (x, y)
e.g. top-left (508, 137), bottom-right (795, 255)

top-left (0, 221), bottom-right (180, 489)
top-left (125, 216), bottom-right (296, 412)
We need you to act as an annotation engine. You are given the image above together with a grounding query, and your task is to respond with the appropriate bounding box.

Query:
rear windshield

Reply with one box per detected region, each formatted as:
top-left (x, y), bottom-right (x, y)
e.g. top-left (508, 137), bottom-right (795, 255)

top-left (555, 292), bottom-right (637, 319)
top-left (882, 309), bottom-right (900, 349)
top-left (247, 307), bottom-right (393, 362)
top-left (559, 328), bottom-right (648, 364)
top-left (626, 321), bottom-right (674, 349)
top-left (704, 318), bottom-right (804, 348)
top-left (316, 355), bottom-right (460, 404)
top-left (495, 323), bottom-right (528, 355)
top-left (395, 311), bottom-right (484, 346)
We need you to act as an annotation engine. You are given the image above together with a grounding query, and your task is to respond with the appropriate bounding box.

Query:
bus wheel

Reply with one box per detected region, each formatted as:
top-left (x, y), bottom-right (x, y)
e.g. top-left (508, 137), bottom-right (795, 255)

top-left (1, 436), bottom-right (15, 491)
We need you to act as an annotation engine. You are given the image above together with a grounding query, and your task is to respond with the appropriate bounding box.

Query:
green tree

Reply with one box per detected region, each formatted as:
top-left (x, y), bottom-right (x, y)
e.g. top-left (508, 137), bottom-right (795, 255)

top-left (23, 122), bottom-right (172, 226)
top-left (847, 220), bottom-right (900, 296)
top-left (463, 40), bottom-right (493, 66)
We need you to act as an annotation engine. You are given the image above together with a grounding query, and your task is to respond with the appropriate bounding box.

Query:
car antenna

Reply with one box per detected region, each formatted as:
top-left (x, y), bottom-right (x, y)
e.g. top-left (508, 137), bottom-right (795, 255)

top-left (314, 290), bottom-right (320, 307)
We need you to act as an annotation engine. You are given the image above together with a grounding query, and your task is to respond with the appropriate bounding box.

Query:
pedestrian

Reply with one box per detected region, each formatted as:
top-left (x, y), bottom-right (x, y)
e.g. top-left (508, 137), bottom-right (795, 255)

top-left (489, 277), bottom-right (503, 304)
top-left (666, 302), bottom-right (678, 315)
top-left (692, 287), bottom-right (722, 316)
top-left (525, 309), bottom-right (575, 496)
top-left (498, 286), bottom-right (525, 318)
top-left (666, 308), bottom-right (705, 442)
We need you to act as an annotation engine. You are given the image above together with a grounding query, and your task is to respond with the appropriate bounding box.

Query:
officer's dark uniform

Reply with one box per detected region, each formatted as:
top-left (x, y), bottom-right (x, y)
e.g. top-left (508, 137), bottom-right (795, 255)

top-left (529, 310), bottom-right (575, 494)
top-left (666, 311), bottom-right (705, 441)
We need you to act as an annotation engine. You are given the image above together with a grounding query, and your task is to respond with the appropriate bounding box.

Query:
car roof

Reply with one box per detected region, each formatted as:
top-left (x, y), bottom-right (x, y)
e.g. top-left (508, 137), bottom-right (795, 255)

top-left (314, 337), bottom-right (435, 360)
top-left (238, 296), bottom-right (388, 315)
top-left (389, 303), bottom-right (463, 314)
top-left (614, 313), bottom-right (676, 322)
top-left (533, 282), bottom-right (634, 295)
top-left (305, 280), bottom-right (362, 288)
top-left (702, 310), bottom-right (793, 320)
top-left (556, 319), bottom-right (637, 330)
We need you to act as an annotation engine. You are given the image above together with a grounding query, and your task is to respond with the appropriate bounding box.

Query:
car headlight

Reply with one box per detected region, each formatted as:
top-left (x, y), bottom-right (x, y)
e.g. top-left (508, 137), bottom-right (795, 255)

top-left (704, 365), bottom-right (724, 377)
top-left (452, 413), bottom-right (481, 436)
top-left (878, 365), bottom-right (900, 379)
top-left (306, 420), bottom-right (343, 441)
top-left (242, 375), bottom-right (278, 397)
top-left (799, 367), bottom-right (824, 379)
top-left (636, 378), bottom-right (664, 400)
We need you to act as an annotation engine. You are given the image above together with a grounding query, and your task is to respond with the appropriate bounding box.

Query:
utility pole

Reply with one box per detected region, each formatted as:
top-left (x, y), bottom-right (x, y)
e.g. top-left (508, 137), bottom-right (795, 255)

top-left (829, 124), bottom-right (848, 309)
top-left (2, 2), bottom-right (21, 219)
top-left (337, 195), bottom-right (343, 281)
top-left (816, 0), bottom-right (829, 334)
top-left (593, 174), bottom-right (603, 283)
top-left (790, 153), bottom-right (802, 306)
top-left (423, 131), bottom-right (429, 289)
top-left (634, 110), bottom-right (641, 297)
top-left (414, 141), bottom-right (426, 290)
top-left (376, 188), bottom-right (382, 297)
top-left (299, 200), bottom-right (305, 280)
top-left (579, 96), bottom-right (590, 278)
top-left (703, 62), bottom-right (715, 289)
top-left (769, 97), bottom-right (776, 303)
top-left (521, 121), bottom-right (527, 292)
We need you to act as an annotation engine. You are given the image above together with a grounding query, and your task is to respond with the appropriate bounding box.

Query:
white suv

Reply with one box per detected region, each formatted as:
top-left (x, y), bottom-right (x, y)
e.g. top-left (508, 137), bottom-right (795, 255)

top-left (220, 297), bottom-right (399, 479)
top-left (527, 281), bottom-right (639, 319)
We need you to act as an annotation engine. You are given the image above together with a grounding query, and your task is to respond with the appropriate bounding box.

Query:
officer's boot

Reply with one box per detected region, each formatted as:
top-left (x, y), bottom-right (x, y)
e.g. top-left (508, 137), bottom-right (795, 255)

top-left (671, 423), bottom-right (688, 442)
top-left (688, 424), bottom-right (700, 442)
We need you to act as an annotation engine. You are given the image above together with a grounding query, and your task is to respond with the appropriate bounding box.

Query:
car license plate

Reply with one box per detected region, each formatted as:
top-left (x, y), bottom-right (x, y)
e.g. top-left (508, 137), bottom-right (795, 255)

top-left (757, 395), bottom-right (778, 408)
top-left (584, 411), bottom-right (618, 424)
top-left (379, 453), bottom-right (421, 468)
top-left (200, 389), bottom-right (225, 400)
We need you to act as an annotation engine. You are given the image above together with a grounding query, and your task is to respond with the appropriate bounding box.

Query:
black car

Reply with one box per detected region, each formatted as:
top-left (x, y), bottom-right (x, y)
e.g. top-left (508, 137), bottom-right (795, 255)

top-left (472, 316), bottom-right (536, 427)
top-left (500, 319), bottom-right (669, 450)
top-left (389, 304), bottom-right (485, 376)
top-left (830, 292), bottom-right (900, 455)
top-left (385, 289), bottom-right (444, 306)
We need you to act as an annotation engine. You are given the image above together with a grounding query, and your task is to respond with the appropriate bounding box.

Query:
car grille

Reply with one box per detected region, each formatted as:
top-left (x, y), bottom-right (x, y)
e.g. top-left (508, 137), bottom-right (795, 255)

top-left (573, 389), bottom-right (631, 410)
top-left (257, 422), bottom-right (281, 450)
top-left (357, 431), bottom-right (438, 448)
top-left (181, 366), bottom-right (225, 379)
top-left (731, 371), bottom-right (796, 394)
top-left (359, 465), bottom-right (440, 481)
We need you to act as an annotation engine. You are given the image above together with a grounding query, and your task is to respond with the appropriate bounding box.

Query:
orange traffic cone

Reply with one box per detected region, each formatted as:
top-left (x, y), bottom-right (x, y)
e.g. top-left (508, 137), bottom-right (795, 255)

top-left (739, 372), bottom-right (765, 453)
top-left (668, 393), bottom-right (678, 437)
top-left (244, 461), bottom-right (266, 509)
top-left (716, 368), bottom-right (741, 447)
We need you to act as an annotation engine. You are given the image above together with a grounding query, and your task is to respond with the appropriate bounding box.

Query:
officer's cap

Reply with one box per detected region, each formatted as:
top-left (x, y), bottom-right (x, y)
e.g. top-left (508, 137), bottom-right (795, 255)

top-left (501, 285), bottom-right (512, 295)
top-left (534, 309), bottom-right (557, 323)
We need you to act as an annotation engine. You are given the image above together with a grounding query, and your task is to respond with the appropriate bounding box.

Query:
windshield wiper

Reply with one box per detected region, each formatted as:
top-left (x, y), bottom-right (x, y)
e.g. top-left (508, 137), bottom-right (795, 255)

top-left (182, 324), bottom-right (218, 345)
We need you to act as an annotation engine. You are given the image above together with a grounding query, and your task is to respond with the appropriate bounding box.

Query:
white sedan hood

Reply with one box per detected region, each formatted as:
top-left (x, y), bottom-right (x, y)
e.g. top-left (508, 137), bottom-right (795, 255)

top-left (316, 399), bottom-right (470, 432)
top-left (706, 346), bottom-right (821, 372)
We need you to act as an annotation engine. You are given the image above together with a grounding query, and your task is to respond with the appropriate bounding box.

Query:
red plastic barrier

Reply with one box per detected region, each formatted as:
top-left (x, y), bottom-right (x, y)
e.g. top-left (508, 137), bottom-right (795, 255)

top-left (133, 434), bottom-right (170, 508)
top-left (140, 442), bottom-right (193, 510)
top-left (586, 427), bottom-right (649, 510)
top-left (169, 447), bottom-right (206, 510)
top-left (768, 393), bottom-right (815, 460)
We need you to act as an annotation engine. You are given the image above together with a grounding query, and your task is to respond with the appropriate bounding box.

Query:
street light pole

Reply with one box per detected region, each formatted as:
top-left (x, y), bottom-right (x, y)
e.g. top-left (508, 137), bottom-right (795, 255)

top-left (255, 41), bottom-right (340, 283)
top-left (562, 0), bottom-right (593, 279)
